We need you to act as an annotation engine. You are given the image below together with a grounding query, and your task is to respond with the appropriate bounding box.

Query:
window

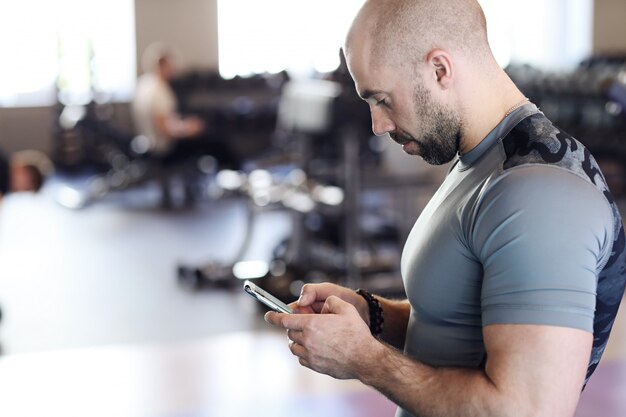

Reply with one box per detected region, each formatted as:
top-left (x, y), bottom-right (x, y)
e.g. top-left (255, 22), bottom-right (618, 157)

top-left (218, 0), bottom-right (593, 78)
top-left (0, 0), bottom-right (136, 108)
top-left (218, 0), bottom-right (365, 79)
top-left (479, 0), bottom-right (593, 71)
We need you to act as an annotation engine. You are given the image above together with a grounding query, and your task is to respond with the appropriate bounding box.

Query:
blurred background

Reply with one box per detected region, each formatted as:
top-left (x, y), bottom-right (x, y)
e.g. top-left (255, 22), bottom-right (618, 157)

top-left (0, 1), bottom-right (625, 416)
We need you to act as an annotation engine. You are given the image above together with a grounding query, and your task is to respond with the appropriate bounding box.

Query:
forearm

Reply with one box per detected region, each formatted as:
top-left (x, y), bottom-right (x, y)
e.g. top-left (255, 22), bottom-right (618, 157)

top-left (358, 343), bottom-right (515, 417)
top-left (281, 286), bottom-right (587, 417)
top-left (164, 117), bottom-right (196, 138)
top-left (157, 114), bottom-right (201, 139)
top-left (375, 296), bottom-right (410, 350)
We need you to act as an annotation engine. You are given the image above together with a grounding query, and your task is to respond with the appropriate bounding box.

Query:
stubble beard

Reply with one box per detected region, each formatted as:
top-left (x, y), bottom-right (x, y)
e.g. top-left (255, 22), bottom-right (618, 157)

top-left (391, 79), bottom-right (463, 166)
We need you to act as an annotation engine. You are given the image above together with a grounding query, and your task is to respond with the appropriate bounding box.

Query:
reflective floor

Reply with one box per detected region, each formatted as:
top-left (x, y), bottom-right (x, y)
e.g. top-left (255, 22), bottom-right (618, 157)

top-left (0, 324), bottom-right (624, 417)
top-left (0, 181), bottom-right (625, 416)
top-left (0, 331), bottom-right (396, 417)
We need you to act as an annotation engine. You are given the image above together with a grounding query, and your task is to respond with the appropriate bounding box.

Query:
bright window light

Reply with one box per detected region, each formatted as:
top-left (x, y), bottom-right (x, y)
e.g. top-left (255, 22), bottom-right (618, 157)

top-left (218, 0), bottom-right (365, 79)
top-left (479, 0), bottom-right (593, 71)
top-left (218, 0), bottom-right (593, 78)
top-left (0, 0), bottom-right (136, 108)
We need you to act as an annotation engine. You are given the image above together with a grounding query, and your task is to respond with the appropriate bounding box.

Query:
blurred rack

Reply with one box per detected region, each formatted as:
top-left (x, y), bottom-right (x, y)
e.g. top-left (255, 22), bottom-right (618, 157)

top-left (506, 56), bottom-right (626, 195)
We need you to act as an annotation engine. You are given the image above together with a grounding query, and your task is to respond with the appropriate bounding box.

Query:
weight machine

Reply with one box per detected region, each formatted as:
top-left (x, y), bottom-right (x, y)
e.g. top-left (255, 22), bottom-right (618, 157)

top-left (177, 78), bottom-right (402, 299)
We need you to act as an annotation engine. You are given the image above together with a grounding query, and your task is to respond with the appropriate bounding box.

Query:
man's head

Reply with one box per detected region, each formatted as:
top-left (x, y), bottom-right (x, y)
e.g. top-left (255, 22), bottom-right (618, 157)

top-left (141, 42), bottom-right (176, 81)
top-left (344, 0), bottom-right (496, 165)
top-left (10, 150), bottom-right (53, 193)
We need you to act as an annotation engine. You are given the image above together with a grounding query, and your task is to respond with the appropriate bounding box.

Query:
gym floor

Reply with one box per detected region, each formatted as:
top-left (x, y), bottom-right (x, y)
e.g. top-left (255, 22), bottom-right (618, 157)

top-left (0, 178), bottom-right (625, 417)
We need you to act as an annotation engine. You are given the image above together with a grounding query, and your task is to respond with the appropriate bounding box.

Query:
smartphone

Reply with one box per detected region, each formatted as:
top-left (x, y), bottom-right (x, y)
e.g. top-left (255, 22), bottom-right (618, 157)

top-left (243, 280), bottom-right (293, 314)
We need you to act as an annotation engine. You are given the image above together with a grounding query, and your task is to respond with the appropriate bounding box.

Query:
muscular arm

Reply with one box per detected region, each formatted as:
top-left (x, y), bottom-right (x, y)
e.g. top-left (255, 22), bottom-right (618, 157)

top-left (360, 324), bottom-right (591, 417)
top-left (269, 302), bottom-right (592, 417)
top-left (376, 297), bottom-right (410, 349)
top-left (269, 165), bottom-right (610, 416)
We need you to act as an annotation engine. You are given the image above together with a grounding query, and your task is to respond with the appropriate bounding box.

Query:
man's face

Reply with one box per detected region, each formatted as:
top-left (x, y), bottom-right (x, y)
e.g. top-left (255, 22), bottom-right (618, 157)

top-left (390, 76), bottom-right (462, 165)
top-left (346, 46), bottom-right (463, 165)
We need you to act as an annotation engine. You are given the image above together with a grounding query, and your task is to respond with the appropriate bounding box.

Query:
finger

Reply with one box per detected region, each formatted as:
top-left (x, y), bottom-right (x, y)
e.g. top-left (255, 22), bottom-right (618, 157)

top-left (298, 357), bottom-right (312, 370)
top-left (288, 302), bottom-right (315, 314)
top-left (289, 340), bottom-right (308, 359)
top-left (287, 329), bottom-right (305, 345)
top-left (321, 295), bottom-right (352, 315)
top-left (311, 301), bottom-right (326, 313)
top-left (298, 283), bottom-right (341, 307)
top-left (290, 301), bottom-right (325, 314)
top-left (265, 311), bottom-right (307, 330)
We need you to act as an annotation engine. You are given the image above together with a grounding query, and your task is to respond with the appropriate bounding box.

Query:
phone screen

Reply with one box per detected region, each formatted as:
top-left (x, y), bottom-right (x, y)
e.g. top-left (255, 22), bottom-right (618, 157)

top-left (243, 280), bottom-right (293, 314)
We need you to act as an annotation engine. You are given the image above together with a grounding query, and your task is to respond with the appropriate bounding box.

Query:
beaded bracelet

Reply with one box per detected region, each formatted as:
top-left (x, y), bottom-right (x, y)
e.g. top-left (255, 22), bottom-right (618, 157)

top-left (356, 288), bottom-right (384, 336)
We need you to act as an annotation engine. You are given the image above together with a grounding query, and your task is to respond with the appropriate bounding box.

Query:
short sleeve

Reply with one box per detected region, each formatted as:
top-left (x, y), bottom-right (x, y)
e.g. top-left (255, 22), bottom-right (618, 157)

top-left (471, 165), bottom-right (614, 332)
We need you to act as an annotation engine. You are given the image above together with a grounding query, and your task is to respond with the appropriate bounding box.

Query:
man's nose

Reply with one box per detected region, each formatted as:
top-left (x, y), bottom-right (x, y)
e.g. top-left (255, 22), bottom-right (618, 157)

top-left (371, 109), bottom-right (394, 136)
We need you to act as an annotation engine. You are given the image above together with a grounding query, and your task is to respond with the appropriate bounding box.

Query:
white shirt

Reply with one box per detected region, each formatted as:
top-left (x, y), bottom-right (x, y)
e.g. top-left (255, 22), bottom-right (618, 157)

top-left (131, 73), bottom-right (177, 154)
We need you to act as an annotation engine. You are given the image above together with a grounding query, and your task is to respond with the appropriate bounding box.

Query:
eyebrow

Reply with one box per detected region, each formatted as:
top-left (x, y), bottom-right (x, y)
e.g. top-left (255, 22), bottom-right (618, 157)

top-left (359, 89), bottom-right (385, 100)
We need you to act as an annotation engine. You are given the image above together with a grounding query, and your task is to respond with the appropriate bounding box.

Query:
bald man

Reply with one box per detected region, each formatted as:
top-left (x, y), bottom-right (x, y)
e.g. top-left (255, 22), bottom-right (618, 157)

top-left (266, 1), bottom-right (626, 417)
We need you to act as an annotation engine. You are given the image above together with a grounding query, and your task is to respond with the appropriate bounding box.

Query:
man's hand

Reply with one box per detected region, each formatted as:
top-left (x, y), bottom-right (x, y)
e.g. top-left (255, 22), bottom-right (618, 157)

top-left (265, 296), bottom-right (379, 379)
top-left (159, 114), bottom-right (205, 139)
top-left (291, 283), bottom-right (370, 325)
top-left (182, 116), bottom-right (205, 137)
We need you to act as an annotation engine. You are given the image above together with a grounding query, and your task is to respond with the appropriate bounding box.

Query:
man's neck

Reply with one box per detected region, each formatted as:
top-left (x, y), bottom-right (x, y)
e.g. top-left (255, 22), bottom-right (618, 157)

top-left (458, 70), bottom-right (526, 155)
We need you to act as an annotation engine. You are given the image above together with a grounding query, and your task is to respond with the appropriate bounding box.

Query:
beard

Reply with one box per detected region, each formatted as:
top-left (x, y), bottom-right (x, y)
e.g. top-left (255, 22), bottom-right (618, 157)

top-left (390, 79), bottom-right (463, 166)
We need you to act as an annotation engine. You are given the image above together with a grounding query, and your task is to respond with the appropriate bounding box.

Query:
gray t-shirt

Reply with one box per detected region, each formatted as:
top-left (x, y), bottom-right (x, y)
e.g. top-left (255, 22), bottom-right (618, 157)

top-left (397, 104), bottom-right (626, 417)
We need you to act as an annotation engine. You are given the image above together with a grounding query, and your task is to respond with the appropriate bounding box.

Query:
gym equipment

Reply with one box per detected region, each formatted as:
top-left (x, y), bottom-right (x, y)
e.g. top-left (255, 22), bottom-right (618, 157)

top-left (53, 100), bottom-right (214, 209)
top-left (177, 78), bottom-right (404, 299)
top-left (54, 71), bottom-right (289, 210)
top-left (177, 165), bottom-right (345, 290)
top-left (506, 57), bottom-right (626, 196)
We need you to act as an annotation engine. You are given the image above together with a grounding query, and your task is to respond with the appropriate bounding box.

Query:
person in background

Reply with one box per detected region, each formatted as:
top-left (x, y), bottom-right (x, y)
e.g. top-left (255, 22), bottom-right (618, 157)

top-left (132, 42), bottom-right (239, 169)
top-left (132, 42), bottom-right (205, 157)
top-left (0, 149), bottom-right (53, 199)
top-left (0, 148), bottom-right (52, 326)
top-left (266, 1), bottom-right (626, 416)
top-left (132, 43), bottom-right (239, 206)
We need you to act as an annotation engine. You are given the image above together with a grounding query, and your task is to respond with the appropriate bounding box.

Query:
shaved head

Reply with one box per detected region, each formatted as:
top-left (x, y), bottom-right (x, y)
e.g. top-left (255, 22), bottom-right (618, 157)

top-left (347, 0), bottom-right (491, 69)
top-left (344, 0), bottom-right (525, 164)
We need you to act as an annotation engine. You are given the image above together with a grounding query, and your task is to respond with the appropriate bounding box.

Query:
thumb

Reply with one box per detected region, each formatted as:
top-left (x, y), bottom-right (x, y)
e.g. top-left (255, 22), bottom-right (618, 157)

top-left (297, 288), bottom-right (315, 307)
top-left (321, 295), bottom-right (350, 315)
top-left (297, 284), bottom-right (319, 307)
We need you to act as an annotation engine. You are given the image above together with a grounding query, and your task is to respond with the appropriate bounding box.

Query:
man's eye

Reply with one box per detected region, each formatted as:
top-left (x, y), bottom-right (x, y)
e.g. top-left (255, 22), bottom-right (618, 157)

top-left (377, 99), bottom-right (390, 108)
top-left (365, 96), bottom-right (390, 108)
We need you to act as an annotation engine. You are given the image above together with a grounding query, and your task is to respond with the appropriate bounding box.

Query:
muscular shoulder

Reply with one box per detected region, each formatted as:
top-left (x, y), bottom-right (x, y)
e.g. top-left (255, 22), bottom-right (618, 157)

top-left (466, 112), bottom-right (626, 383)
top-left (488, 113), bottom-right (620, 256)
top-left (502, 113), bottom-right (607, 192)
top-left (470, 166), bottom-right (613, 334)
top-left (472, 165), bottom-right (614, 264)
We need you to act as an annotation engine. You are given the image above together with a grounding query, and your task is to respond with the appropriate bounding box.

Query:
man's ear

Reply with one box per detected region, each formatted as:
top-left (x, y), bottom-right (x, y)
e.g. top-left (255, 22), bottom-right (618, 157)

top-left (425, 49), bottom-right (454, 89)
